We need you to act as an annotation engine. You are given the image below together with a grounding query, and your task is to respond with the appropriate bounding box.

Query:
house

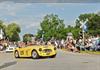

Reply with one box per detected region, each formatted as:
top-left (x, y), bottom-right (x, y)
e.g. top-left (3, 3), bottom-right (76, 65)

top-left (0, 29), bottom-right (4, 40)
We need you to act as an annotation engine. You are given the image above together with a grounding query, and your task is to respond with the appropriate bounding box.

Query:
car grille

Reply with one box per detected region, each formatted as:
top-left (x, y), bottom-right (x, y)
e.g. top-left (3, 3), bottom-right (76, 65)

top-left (43, 49), bottom-right (52, 53)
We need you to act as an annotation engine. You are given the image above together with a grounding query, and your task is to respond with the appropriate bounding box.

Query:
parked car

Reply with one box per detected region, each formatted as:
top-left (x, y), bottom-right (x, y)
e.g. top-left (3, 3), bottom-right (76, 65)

top-left (6, 44), bottom-right (17, 52)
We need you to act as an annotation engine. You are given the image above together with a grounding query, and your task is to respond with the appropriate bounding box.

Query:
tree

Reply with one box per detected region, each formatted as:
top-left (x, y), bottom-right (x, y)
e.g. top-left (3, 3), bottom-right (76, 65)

top-left (88, 14), bottom-right (100, 34)
top-left (5, 23), bottom-right (21, 42)
top-left (75, 13), bottom-right (100, 36)
top-left (36, 29), bottom-right (43, 39)
top-left (37, 14), bottom-right (65, 41)
top-left (0, 20), bottom-right (4, 29)
top-left (64, 25), bottom-right (80, 39)
top-left (23, 34), bottom-right (34, 43)
top-left (75, 13), bottom-right (92, 28)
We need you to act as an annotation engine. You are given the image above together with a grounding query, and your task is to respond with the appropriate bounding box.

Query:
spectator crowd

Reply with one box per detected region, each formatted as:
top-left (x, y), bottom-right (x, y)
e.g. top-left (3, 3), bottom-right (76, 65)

top-left (0, 34), bottom-right (100, 53)
top-left (53, 35), bottom-right (100, 52)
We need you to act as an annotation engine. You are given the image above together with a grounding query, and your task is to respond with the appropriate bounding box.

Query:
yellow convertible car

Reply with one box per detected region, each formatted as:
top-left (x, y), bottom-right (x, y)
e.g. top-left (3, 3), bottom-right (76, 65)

top-left (14, 45), bottom-right (57, 59)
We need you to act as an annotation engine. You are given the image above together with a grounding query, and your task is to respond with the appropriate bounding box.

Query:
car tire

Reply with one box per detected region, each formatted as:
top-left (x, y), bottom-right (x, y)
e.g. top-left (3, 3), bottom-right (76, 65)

top-left (31, 50), bottom-right (39, 59)
top-left (14, 51), bottom-right (19, 58)
top-left (49, 54), bottom-right (56, 58)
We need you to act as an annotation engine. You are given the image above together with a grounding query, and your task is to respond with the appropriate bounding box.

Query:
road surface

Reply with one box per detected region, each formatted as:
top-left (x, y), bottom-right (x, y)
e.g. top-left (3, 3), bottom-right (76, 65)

top-left (0, 50), bottom-right (100, 70)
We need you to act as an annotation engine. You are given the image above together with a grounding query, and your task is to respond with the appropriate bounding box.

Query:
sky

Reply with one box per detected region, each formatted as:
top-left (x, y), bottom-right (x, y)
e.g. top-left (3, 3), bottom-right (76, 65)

top-left (0, 1), bottom-right (100, 40)
top-left (0, 0), bottom-right (100, 3)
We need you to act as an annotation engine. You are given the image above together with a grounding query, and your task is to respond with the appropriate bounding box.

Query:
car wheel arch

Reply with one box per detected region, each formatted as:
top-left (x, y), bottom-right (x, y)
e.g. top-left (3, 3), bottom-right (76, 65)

top-left (31, 49), bottom-right (38, 55)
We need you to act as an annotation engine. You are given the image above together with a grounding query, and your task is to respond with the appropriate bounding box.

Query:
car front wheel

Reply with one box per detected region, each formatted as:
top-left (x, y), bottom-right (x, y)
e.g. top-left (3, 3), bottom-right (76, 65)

top-left (31, 50), bottom-right (39, 59)
top-left (14, 51), bottom-right (19, 58)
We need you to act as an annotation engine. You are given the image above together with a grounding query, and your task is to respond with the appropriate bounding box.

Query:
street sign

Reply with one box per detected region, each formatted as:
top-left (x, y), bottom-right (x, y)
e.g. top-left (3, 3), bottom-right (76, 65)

top-left (82, 23), bottom-right (87, 32)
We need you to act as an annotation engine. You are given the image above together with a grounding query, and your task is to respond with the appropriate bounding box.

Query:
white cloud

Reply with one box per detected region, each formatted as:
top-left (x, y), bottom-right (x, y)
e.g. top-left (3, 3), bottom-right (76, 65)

top-left (0, 1), bottom-right (31, 17)
top-left (9, 15), bottom-right (41, 31)
top-left (0, 2), bottom-right (80, 37)
top-left (0, 1), bottom-right (41, 34)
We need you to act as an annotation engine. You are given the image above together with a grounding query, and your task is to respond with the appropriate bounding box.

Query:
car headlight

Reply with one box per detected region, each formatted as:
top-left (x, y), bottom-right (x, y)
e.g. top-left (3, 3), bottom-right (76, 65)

top-left (39, 48), bottom-right (42, 51)
top-left (54, 47), bottom-right (56, 50)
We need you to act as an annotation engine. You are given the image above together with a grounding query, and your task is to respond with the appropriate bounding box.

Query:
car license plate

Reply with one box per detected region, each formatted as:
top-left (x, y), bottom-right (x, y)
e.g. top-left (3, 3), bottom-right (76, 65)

top-left (46, 52), bottom-right (50, 55)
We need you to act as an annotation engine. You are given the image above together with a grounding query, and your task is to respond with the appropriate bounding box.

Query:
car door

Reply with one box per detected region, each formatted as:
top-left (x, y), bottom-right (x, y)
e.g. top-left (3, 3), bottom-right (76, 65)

top-left (20, 46), bottom-right (32, 57)
top-left (19, 47), bottom-right (26, 57)
top-left (25, 46), bottom-right (33, 57)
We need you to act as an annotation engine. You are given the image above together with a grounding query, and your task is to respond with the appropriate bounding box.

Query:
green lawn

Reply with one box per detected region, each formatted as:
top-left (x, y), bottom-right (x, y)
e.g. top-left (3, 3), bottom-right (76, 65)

top-left (62, 48), bottom-right (100, 55)
top-left (80, 51), bottom-right (100, 55)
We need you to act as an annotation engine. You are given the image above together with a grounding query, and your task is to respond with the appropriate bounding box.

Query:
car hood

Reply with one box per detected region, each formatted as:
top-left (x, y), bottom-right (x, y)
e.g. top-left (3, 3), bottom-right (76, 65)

top-left (29, 45), bottom-right (54, 49)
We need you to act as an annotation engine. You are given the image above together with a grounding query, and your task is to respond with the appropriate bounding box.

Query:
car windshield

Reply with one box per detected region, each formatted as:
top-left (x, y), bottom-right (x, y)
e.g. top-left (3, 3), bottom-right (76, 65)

top-left (9, 45), bottom-right (17, 47)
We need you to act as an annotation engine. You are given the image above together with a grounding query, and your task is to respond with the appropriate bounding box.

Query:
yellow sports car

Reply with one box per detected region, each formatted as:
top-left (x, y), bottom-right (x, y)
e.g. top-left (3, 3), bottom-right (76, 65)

top-left (14, 45), bottom-right (57, 59)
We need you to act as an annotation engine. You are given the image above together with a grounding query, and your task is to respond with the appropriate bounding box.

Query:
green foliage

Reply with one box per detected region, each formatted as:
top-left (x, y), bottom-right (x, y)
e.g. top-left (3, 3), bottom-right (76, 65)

top-left (5, 23), bottom-right (21, 42)
top-left (65, 26), bottom-right (80, 39)
top-left (75, 13), bottom-right (100, 36)
top-left (23, 34), bottom-right (33, 43)
top-left (36, 29), bottom-right (43, 39)
top-left (37, 14), bottom-right (66, 41)
top-left (0, 20), bottom-right (4, 29)
top-left (0, 20), bottom-right (21, 42)
top-left (1, 12), bottom-right (99, 42)
top-left (0, 20), bottom-right (6, 32)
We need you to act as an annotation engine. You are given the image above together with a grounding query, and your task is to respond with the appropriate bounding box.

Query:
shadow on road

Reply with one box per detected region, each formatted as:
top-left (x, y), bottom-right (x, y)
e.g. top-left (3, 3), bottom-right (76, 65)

top-left (15, 57), bottom-right (55, 60)
top-left (0, 61), bottom-right (17, 69)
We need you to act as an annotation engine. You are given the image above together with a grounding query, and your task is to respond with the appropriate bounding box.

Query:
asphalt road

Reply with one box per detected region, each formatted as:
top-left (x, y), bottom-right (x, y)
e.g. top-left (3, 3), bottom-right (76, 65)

top-left (0, 50), bottom-right (100, 70)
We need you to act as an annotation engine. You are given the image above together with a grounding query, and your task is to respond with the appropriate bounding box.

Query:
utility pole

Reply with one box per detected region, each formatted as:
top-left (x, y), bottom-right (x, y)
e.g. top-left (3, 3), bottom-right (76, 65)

top-left (82, 29), bottom-right (85, 46)
top-left (80, 19), bottom-right (88, 46)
